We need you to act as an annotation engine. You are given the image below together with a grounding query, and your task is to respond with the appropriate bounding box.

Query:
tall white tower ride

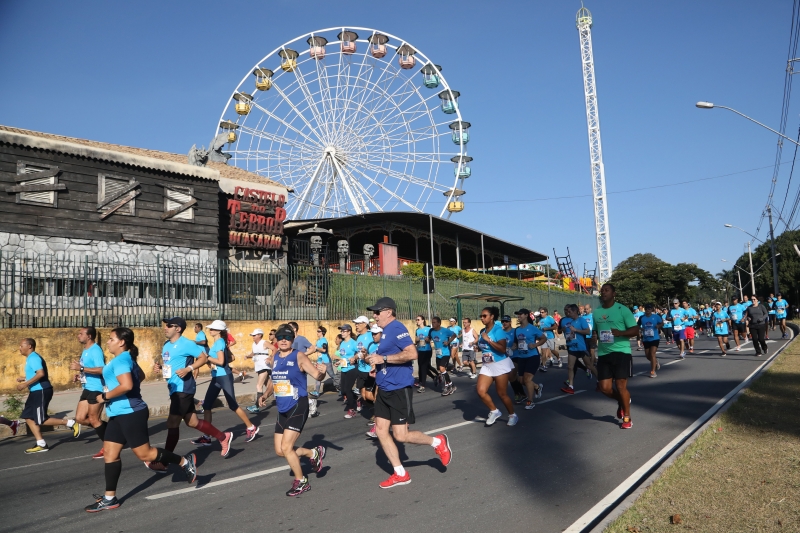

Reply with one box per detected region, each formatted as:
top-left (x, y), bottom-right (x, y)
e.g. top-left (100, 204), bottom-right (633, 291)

top-left (576, 6), bottom-right (613, 282)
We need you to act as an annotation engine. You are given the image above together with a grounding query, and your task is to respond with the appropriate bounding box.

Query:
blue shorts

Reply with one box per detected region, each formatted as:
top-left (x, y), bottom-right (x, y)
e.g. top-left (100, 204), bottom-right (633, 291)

top-left (672, 329), bottom-right (686, 341)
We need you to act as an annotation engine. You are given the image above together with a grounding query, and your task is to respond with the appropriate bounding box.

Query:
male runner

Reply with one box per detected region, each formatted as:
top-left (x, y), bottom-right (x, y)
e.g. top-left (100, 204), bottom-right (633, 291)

top-left (512, 309), bottom-right (545, 407)
top-left (413, 315), bottom-right (436, 392)
top-left (430, 317), bottom-right (456, 395)
top-left (448, 318), bottom-right (463, 372)
top-left (192, 323), bottom-right (208, 381)
top-left (669, 299), bottom-right (688, 358)
top-left (682, 300), bottom-right (698, 354)
top-left (538, 307), bottom-right (560, 368)
top-left (559, 304), bottom-right (596, 393)
top-left (728, 297), bottom-right (746, 351)
top-left (767, 293), bottom-right (777, 334)
top-left (501, 315), bottom-right (528, 403)
top-left (638, 304), bottom-right (663, 377)
top-left (583, 304), bottom-right (597, 366)
top-left (633, 306), bottom-right (645, 350)
top-left (353, 315), bottom-right (374, 412)
top-left (592, 284), bottom-right (638, 429)
top-left (365, 297), bottom-right (452, 488)
top-left (68, 327), bottom-right (107, 459)
top-left (460, 318), bottom-right (478, 378)
top-left (742, 295), bottom-right (753, 340)
top-left (775, 293), bottom-right (789, 338)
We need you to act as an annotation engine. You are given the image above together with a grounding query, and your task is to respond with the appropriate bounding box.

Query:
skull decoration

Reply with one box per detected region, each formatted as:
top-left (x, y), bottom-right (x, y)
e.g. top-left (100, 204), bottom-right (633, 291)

top-left (337, 240), bottom-right (349, 255)
top-left (310, 235), bottom-right (322, 252)
top-left (363, 244), bottom-right (375, 256)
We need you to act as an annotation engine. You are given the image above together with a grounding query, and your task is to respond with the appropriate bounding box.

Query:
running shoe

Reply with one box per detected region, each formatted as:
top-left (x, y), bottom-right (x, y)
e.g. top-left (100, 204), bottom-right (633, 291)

top-left (344, 409), bottom-right (357, 419)
top-left (71, 421), bottom-right (81, 438)
top-left (441, 385), bottom-right (451, 397)
top-left (24, 445), bottom-right (49, 454)
top-left (721, 352), bottom-right (727, 357)
top-left (417, 386), bottom-right (426, 394)
top-left (679, 353), bottom-right (685, 359)
top-left (586, 370), bottom-right (592, 379)
top-left (538, 365), bottom-right (548, 373)
top-left (556, 358), bottom-right (563, 368)
top-left (560, 386), bottom-right (575, 394)
top-left (535, 384), bottom-right (543, 399)
top-left (414, 381), bottom-right (420, 388)
top-left (469, 373), bottom-right (478, 379)
top-left (144, 461), bottom-right (168, 473)
top-left (456, 366), bottom-right (463, 373)
top-left (447, 384), bottom-right (457, 395)
top-left (616, 406), bottom-right (624, 419)
top-left (9, 420), bottom-right (19, 436)
top-left (689, 348), bottom-right (694, 354)
top-left (309, 391), bottom-right (320, 398)
top-left (191, 435), bottom-right (213, 446)
top-left (507, 414), bottom-right (519, 426)
top-left (525, 400), bottom-right (535, 410)
top-left (379, 472), bottom-right (411, 489)
top-left (485, 409), bottom-right (502, 426)
top-left (356, 398), bottom-right (363, 412)
top-left (310, 446), bottom-right (326, 473)
top-left (85, 495), bottom-right (120, 513)
top-left (92, 447), bottom-right (105, 459)
top-left (246, 405), bottom-right (260, 414)
top-left (245, 425), bottom-right (259, 443)
top-left (182, 453), bottom-right (198, 483)
top-left (620, 417), bottom-right (632, 429)
top-left (637, 347), bottom-right (643, 351)
top-left (433, 434), bottom-right (452, 466)
top-left (649, 372), bottom-right (657, 378)
top-left (656, 361), bottom-right (661, 370)
top-left (365, 426), bottom-right (377, 438)
top-left (220, 431), bottom-right (233, 457)
top-left (736, 346), bottom-right (740, 352)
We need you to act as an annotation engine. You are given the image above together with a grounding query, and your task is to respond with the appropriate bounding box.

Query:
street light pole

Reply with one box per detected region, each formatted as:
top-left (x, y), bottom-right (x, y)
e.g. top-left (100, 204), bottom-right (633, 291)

top-left (695, 102), bottom-right (800, 148)
top-left (767, 205), bottom-right (780, 294)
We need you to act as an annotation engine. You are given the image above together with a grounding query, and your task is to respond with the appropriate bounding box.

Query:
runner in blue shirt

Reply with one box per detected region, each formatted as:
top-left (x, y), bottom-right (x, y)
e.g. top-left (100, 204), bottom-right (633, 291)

top-left (633, 307), bottom-right (645, 351)
top-left (448, 318), bottom-right (464, 373)
top-left (430, 317), bottom-right (457, 395)
top-left (681, 300), bottom-right (699, 354)
top-left (512, 309), bottom-right (546, 409)
top-left (353, 315), bottom-right (376, 414)
top-left (669, 300), bottom-right (688, 358)
top-left (775, 293), bottom-right (789, 338)
top-left (767, 293), bottom-right (777, 336)
top-left (311, 326), bottom-right (335, 397)
top-left (501, 315), bottom-right (528, 403)
top-left (68, 326), bottom-right (107, 459)
top-left (711, 301), bottom-right (731, 356)
top-left (727, 298), bottom-right (746, 351)
top-left (414, 315), bottom-right (438, 393)
top-left (661, 309), bottom-right (673, 345)
top-left (85, 327), bottom-right (197, 512)
top-left (559, 304), bottom-right (597, 393)
top-left (365, 297), bottom-right (452, 489)
top-left (337, 324), bottom-right (360, 418)
top-left (582, 304), bottom-right (598, 361)
top-left (638, 304), bottom-right (663, 377)
top-left (538, 308), bottom-right (560, 369)
top-left (476, 306), bottom-right (518, 427)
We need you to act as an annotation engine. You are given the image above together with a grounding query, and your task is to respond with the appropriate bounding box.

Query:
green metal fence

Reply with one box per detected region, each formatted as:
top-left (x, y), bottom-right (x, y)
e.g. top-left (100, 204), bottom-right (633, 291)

top-left (0, 251), bottom-right (599, 328)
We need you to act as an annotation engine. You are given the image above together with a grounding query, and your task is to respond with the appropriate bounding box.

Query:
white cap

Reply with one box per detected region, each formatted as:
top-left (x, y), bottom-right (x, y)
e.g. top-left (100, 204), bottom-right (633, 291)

top-left (533, 311), bottom-right (541, 317)
top-left (250, 328), bottom-right (264, 336)
top-left (208, 319), bottom-right (227, 331)
top-left (370, 325), bottom-right (383, 334)
top-left (449, 317), bottom-right (456, 322)
top-left (353, 315), bottom-right (370, 324)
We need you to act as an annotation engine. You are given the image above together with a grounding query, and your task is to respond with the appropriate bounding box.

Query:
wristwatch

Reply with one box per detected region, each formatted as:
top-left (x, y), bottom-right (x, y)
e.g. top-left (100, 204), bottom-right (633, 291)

top-left (80, 366), bottom-right (85, 373)
top-left (383, 356), bottom-right (388, 364)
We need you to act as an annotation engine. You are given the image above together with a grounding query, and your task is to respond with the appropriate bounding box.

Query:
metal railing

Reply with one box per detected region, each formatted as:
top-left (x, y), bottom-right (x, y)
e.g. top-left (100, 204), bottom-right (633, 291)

top-left (0, 251), bottom-right (600, 328)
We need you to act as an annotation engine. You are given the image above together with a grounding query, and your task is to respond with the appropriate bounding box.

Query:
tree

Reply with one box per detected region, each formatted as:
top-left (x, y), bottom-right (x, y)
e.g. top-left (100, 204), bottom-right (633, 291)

top-left (729, 228), bottom-right (800, 303)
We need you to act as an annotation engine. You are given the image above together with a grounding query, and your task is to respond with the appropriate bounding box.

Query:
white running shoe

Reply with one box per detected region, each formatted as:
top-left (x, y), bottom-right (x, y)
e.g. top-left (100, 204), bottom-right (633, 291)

top-left (486, 410), bottom-right (502, 426)
top-left (535, 383), bottom-right (543, 399)
top-left (507, 414), bottom-right (519, 426)
top-left (469, 373), bottom-right (477, 379)
top-left (736, 346), bottom-right (740, 352)
top-left (556, 358), bottom-right (563, 368)
top-left (679, 352), bottom-right (685, 359)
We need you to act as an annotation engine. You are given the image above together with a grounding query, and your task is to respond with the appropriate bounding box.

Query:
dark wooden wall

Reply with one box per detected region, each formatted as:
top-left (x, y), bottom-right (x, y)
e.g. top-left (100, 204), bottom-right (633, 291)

top-left (0, 143), bottom-right (219, 250)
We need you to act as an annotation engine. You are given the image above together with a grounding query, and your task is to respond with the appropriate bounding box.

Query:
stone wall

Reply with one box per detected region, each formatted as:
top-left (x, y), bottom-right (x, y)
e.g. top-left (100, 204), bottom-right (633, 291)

top-left (0, 232), bottom-right (216, 264)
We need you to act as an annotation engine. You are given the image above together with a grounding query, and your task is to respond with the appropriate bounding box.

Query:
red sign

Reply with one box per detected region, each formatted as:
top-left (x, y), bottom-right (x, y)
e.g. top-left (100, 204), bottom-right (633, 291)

top-left (226, 187), bottom-right (287, 250)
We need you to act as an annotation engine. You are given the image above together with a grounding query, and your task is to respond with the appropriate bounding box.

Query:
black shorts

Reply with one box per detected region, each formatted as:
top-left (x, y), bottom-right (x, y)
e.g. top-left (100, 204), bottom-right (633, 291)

top-left (203, 374), bottom-right (239, 411)
top-left (733, 322), bottom-right (746, 333)
top-left (356, 370), bottom-right (376, 391)
top-left (585, 337), bottom-right (597, 350)
top-left (597, 352), bottom-right (633, 381)
top-left (80, 388), bottom-right (103, 405)
top-left (642, 340), bottom-right (660, 349)
top-left (169, 392), bottom-right (196, 417)
top-left (275, 395), bottom-right (309, 434)
top-left (435, 356), bottom-right (450, 370)
top-left (714, 333), bottom-right (729, 338)
top-left (374, 387), bottom-right (415, 426)
top-left (105, 408), bottom-right (150, 449)
top-left (22, 388), bottom-right (54, 425)
top-left (256, 369), bottom-right (272, 376)
top-left (514, 356), bottom-right (540, 375)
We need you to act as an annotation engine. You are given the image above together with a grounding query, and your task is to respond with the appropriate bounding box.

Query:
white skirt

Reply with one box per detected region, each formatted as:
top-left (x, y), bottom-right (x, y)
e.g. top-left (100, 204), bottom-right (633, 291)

top-left (479, 356), bottom-right (515, 377)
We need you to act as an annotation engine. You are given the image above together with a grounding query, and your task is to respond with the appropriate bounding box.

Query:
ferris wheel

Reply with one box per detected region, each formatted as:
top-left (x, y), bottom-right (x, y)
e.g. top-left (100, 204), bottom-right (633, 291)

top-left (216, 27), bottom-right (471, 220)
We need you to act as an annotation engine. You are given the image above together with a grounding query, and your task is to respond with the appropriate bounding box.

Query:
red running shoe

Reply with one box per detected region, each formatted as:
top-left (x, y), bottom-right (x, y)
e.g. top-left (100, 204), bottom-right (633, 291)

top-left (620, 416), bottom-right (632, 429)
top-left (379, 471), bottom-right (411, 489)
top-left (220, 431), bottom-right (233, 457)
top-left (92, 447), bottom-right (105, 459)
top-left (433, 434), bottom-right (452, 466)
top-left (560, 386), bottom-right (575, 395)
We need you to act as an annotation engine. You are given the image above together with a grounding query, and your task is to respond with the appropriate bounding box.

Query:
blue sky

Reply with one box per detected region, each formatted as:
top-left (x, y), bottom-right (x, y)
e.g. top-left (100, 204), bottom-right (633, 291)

top-left (1, 1), bottom-right (797, 277)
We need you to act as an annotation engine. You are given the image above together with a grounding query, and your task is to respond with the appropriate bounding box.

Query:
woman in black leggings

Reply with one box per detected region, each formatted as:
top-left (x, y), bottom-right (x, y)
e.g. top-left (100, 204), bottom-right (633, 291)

top-left (744, 295), bottom-right (770, 356)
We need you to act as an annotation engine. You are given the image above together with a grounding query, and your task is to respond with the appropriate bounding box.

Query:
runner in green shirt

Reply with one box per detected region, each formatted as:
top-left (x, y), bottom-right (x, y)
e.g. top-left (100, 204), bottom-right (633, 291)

top-left (592, 283), bottom-right (639, 429)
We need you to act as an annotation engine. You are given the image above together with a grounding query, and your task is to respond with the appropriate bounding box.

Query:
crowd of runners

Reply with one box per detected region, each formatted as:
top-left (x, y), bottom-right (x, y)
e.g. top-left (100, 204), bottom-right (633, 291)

top-left (3, 285), bottom-right (790, 511)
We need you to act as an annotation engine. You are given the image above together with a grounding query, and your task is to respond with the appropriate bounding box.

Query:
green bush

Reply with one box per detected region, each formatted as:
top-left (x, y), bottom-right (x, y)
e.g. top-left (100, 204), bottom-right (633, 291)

top-left (400, 263), bottom-right (577, 293)
top-left (3, 393), bottom-right (24, 419)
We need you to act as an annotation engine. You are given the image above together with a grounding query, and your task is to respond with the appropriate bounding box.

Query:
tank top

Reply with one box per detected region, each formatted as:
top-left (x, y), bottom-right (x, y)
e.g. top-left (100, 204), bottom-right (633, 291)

top-left (271, 349), bottom-right (308, 413)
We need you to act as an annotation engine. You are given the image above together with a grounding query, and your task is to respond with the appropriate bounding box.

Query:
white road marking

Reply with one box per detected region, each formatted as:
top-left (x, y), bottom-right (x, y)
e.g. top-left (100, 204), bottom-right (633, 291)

top-left (536, 390), bottom-right (586, 404)
top-left (424, 420), bottom-right (478, 434)
top-left (145, 465), bottom-right (291, 500)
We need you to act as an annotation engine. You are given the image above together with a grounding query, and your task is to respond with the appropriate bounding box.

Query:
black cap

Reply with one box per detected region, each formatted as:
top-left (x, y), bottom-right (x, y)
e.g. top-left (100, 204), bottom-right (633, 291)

top-left (275, 324), bottom-right (295, 339)
top-left (163, 317), bottom-right (187, 332)
top-left (501, 315), bottom-right (512, 322)
top-left (367, 297), bottom-right (397, 311)
top-left (514, 308), bottom-right (531, 315)
top-left (338, 324), bottom-right (352, 331)
top-left (645, 303), bottom-right (655, 309)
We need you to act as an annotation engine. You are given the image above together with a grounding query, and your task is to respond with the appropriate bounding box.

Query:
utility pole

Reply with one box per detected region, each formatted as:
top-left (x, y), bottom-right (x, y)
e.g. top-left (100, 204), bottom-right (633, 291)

top-left (768, 205), bottom-right (779, 294)
top-left (737, 269), bottom-right (744, 300)
top-left (747, 242), bottom-right (755, 297)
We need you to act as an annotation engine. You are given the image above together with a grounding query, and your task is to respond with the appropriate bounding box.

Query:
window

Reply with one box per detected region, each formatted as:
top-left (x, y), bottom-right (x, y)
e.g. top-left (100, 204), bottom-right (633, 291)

top-left (164, 186), bottom-right (195, 222)
top-left (98, 173), bottom-right (137, 216)
top-left (16, 161), bottom-right (60, 207)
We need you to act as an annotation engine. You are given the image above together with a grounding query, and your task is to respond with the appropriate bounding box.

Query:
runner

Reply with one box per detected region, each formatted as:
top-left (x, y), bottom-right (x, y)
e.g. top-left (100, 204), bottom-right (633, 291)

top-left (17, 338), bottom-right (80, 453)
top-left (245, 328), bottom-right (273, 413)
top-left (430, 317), bottom-right (457, 395)
top-left (448, 318), bottom-right (463, 373)
top-left (460, 318), bottom-right (478, 379)
top-left (767, 293), bottom-right (777, 334)
top-left (270, 324), bottom-right (329, 496)
top-left (311, 326), bottom-right (335, 397)
top-left (638, 304), bottom-right (663, 378)
top-left (583, 304), bottom-right (598, 365)
top-left (712, 301), bottom-right (731, 356)
top-left (68, 327), bottom-right (107, 459)
top-left (775, 293), bottom-right (789, 338)
top-left (538, 307), bottom-right (560, 369)
top-left (682, 300), bottom-right (698, 354)
top-left (365, 324), bottom-right (384, 439)
top-left (336, 324), bottom-right (359, 418)
top-left (704, 304), bottom-right (714, 337)
top-left (669, 299), bottom-right (688, 358)
top-left (728, 297), bottom-right (746, 351)
top-left (354, 315), bottom-right (375, 411)
top-left (744, 295), bottom-right (770, 356)
top-left (633, 306), bottom-right (645, 351)
top-left (661, 307), bottom-right (673, 345)
top-left (476, 306), bottom-right (518, 426)
top-left (696, 305), bottom-right (706, 335)
top-left (413, 315), bottom-right (437, 393)
top-left (742, 295), bottom-right (753, 340)
top-left (192, 323), bottom-right (208, 380)
top-left (512, 309), bottom-right (545, 408)
top-left (592, 283), bottom-right (638, 429)
top-left (559, 304), bottom-right (596, 393)
top-left (84, 327), bottom-right (197, 512)
top-left (152, 317), bottom-right (231, 472)
top-left (364, 297), bottom-right (452, 488)
top-left (501, 315), bottom-right (527, 403)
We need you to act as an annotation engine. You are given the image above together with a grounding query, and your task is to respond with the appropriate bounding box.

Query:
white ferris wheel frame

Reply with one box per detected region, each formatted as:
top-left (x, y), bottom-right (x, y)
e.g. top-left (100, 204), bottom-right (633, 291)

top-left (215, 26), bottom-right (469, 220)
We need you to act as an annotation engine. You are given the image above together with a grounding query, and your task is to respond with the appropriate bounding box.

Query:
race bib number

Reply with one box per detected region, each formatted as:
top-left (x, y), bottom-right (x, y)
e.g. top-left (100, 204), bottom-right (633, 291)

top-left (434, 348), bottom-right (443, 357)
top-left (673, 324), bottom-right (683, 331)
top-left (482, 352), bottom-right (495, 364)
top-left (80, 372), bottom-right (87, 384)
top-left (417, 336), bottom-right (427, 347)
top-left (162, 364), bottom-right (172, 379)
top-left (506, 348), bottom-right (514, 357)
top-left (599, 330), bottom-right (614, 344)
top-left (715, 322), bottom-right (724, 333)
top-left (644, 327), bottom-right (654, 338)
top-left (273, 380), bottom-right (295, 398)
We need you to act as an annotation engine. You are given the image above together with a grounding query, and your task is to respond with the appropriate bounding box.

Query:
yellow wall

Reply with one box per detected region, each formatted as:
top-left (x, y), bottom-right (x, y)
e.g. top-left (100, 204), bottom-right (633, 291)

top-left (0, 319), bottom-right (415, 394)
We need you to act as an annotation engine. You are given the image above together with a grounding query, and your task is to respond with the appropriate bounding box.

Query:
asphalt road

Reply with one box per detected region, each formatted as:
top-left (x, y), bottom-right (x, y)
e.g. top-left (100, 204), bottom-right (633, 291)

top-left (0, 333), bottom-right (789, 533)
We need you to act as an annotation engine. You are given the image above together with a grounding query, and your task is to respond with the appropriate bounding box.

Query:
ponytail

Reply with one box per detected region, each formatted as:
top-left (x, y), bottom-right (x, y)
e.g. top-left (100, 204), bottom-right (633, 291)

top-left (111, 327), bottom-right (139, 361)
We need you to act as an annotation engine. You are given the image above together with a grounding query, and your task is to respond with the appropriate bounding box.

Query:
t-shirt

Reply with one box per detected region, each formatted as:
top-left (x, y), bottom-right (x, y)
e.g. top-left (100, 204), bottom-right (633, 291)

top-left (661, 312), bottom-right (673, 328)
top-left (513, 324), bottom-right (543, 358)
top-left (683, 307), bottom-right (698, 326)
top-left (415, 326), bottom-right (432, 352)
top-left (449, 325), bottom-right (462, 346)
top-left (670, 308), bottom-right (687, 330)
top-left (768, 300), bottom-right (776, 315)
top-left (356, 332), bottom-right (375, 372)
top-left (461, 328), bottom-right (476, 351)
top-left (375, 319), bottom-right (415, 391)
top-left (712, 311), bottom-right (730, 335)
top-left (337, 338), bottom-right (358, 372)
top-left (209, 338), bottom-right (231, 377)
top-left (103, 351), bottom-right (147, 417)
top-left (315, 338), bottom-right (330, 364)
top-left (80, 343), bottom-right (106, 392)
top-left (728, 304), bottom-right (744, 324)
top-left (561, 316), bottom-right (589, 352)
top-left (292, 335), bottom-right (312, 354)
top-left (633, 311), bottom-right (644, 323)
top-left (25, 352), bottom-right (51, 391)
top-left (742, 300), bottom-right (753, 309)
top-left (638, 314), bottom-right (663, 342)
top-left (429, 327), bottom-right (453, 358)
top-left (776, 299), bottom-right (788, 317)
top-left (539, 316), bottom-right (557, 339)
top-left (592, 303), bottom-right (637, 356)
top-left (477, 322), bottom-right (508, 362)
top-left (582, 313), bottom-right (594, 338)
top-left (162, 336), bottom-right (205, 395)
top-left (502, 327), bottom-right (517, 358)
top-left (195, 331), bottom-right (208, 352)
top-left (252, 339), bottom-right (270, 371)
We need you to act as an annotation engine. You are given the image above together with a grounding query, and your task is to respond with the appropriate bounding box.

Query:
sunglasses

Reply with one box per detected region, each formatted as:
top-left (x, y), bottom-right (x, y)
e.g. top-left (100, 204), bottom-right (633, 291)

top-left (275, 335), bottom-right (294, 341)
top-left (480, 314), bottom-right (490, 318)
top-left (317, 330), bottom-right (323, 333)
top-left (165, 324), bottom-right (179, 329)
